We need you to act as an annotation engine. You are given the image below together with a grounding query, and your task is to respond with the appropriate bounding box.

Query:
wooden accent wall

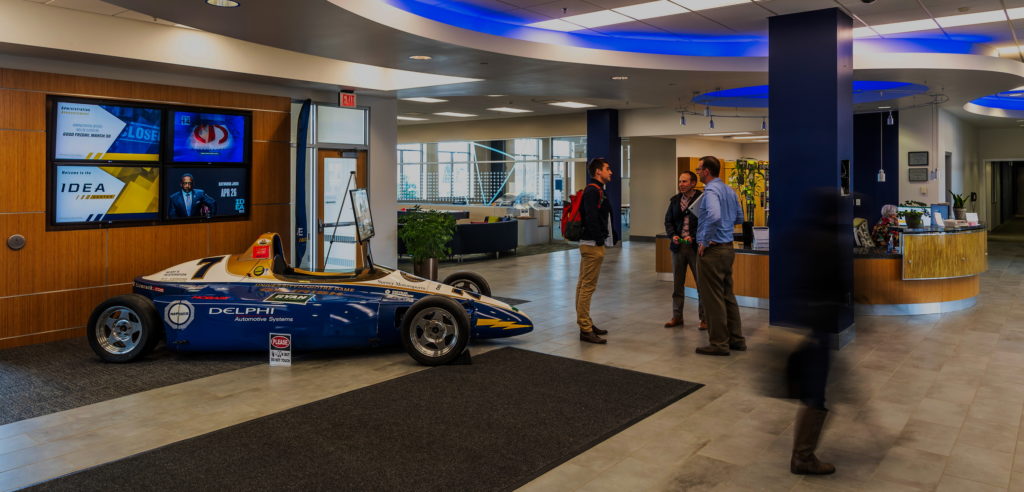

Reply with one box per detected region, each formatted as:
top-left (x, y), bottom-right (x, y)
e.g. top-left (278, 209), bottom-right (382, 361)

top-left (853, 257), bottom-right (979, 304)
top-left (0, 69), bottom-right (291, 349)
top-left (902, 230), bottom-right (988, 280)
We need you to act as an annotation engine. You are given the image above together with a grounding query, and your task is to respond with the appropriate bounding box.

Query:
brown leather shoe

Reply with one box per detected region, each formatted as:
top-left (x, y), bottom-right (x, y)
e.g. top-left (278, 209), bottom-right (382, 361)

top-left (664, 317), bottom-right (683, 328)
top-left (699, 321), bottom-right (708, 331)
top-left (729, 342), bottom-right (747, 351)
top-left (591, 326), bottom-right (608, 335)
top-left (580, 331), bottom-right (607, 344)
top-left (695, 345), bottom-right (729, 356)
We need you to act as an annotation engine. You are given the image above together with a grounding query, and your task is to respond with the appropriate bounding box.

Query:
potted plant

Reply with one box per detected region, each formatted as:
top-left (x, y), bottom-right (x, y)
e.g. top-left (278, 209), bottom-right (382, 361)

top-left (898, 200), bottom-right (927, 229)
top-left (398, 206), bottom-right (455, 280)
top-left (949, 190), bottom-right (969, 220)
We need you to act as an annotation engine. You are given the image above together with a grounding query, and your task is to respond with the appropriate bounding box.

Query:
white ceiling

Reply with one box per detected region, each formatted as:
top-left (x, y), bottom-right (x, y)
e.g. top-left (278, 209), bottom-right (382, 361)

top-left (14, 0), bottom-right (1024, 129)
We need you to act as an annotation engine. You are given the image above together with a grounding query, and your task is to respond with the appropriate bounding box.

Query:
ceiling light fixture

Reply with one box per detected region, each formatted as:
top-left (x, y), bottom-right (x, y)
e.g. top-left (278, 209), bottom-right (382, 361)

top-left (401, 97), bottom-right (448, 103)
top-left (680, 113), bottom-right (686, 126)
top-left (698, 132), bottom-right (752, 137)
top-left (487, 107), bottom-right (533, 113)
top-left (854, 7), bottom-right (1024, 38)
top-left (878, 106), bottom-right (892, 109)
top-left (613, 1), bottom-right (686, 20)
top-left (611, 75), bottom-right (629, 80)
top-left (206, 0), bottom-right (240, 6)
top-left (408, 55), bottom-right (432, 60)
top-left (709, 117), bottom-right (715, 129)
top-left (886, 111), bottom-right (895, 126)
top-left (397, 116), bottom-right (428, 121)
top-left (703, 106), bottom-right (711, 117)
top-left (731, 135), bottom-right (769, 140)
top-left (549, 101), bottom-right (596, 108)
top-left (527, 0), bottom-right (748, 32)
top-left (761, 118), bottom-right (767, 131)
top-left (487, 94), bottom-right (505, 97)
top-left (433, 112), bottom-right (477, 117)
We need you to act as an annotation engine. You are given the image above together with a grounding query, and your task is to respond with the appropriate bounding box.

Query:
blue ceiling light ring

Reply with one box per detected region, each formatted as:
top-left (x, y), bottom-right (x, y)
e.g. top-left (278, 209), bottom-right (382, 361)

top-left (967, 90), bottom-right (1024, 111)
top-left (692, 81), bottom-right (929, 108)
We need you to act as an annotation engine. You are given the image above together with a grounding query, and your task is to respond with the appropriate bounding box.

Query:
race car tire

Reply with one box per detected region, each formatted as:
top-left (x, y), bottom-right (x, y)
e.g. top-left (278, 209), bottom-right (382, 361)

top-left (87, 294), bottom-right (162, 363)
top-left (441, 271), bottom-right (492, 297)
top-left (401, 295), bottom-right (470, 366)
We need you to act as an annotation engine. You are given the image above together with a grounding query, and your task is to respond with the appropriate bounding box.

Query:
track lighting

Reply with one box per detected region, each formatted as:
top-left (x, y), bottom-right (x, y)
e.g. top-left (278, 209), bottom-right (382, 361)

top-left (761, 118), bottom-right (767, 131)
top-left (704, 106), bottom-right (711, 117)
top-left (679, 113), bottom-right (686, 126)
top-left (886, 111), bottom-right (894, 126)
top-left (709, 117), bottom-right (715, 129)
top-left (877, 169), bottom-right (886, 182)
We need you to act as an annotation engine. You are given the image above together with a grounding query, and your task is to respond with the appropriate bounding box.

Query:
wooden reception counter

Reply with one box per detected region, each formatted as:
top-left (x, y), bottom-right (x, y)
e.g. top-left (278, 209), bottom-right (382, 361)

top-left (654, 226), bottom-right (987, 315)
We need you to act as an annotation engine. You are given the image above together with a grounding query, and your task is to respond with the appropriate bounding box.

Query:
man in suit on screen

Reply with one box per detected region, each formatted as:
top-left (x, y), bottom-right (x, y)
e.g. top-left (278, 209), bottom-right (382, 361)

top-left (168, 173), bottom-right (216, 218)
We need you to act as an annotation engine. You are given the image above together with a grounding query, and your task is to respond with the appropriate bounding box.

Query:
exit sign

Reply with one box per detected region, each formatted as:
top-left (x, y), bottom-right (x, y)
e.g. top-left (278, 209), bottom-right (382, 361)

top-left (340, 92), bottom-right (357, 108)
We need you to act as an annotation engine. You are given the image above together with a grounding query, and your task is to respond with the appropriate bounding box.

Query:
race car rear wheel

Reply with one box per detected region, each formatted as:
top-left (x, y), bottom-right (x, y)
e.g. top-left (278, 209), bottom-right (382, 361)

top-left (401, 296), bottom-right (470, 366)
top-left (87, 294), bottom-right (161, 363)
top-left (441, 271), bottom-right (492, 297)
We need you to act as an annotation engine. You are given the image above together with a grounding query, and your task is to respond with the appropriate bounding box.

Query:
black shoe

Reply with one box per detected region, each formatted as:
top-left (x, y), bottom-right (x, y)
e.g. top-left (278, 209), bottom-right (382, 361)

top-left (591, 326), bottom-right (608, 335)
top-left (729, 342), bottom-right (747, 351)
top-left (695, 345), bottom-right (729, 356)
top-left (580, 331), bottom-right (607, 344)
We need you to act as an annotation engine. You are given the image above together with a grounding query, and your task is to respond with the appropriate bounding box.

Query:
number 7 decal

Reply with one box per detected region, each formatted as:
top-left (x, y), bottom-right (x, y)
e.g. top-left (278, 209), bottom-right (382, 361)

top-left (192, 257), bottom-right (224, 279)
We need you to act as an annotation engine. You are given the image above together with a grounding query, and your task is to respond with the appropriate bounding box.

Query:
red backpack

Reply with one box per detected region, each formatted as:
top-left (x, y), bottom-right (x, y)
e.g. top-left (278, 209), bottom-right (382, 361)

top-left (561, 183), bottom-right (602, 241)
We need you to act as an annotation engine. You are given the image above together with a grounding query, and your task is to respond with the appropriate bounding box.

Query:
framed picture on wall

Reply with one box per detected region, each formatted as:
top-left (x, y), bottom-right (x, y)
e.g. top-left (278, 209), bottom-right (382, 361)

top-left (908, 151), bottom-right (929, 166)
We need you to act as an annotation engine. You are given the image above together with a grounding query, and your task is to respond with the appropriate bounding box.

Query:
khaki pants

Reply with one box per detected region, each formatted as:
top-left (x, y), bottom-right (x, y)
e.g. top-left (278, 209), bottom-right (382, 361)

top-left (697, 244), bottom-right (744, 350)
top-left (671, 246), bottom-right (703, 320)
top-left (576, 244), bottom-right (605, 332)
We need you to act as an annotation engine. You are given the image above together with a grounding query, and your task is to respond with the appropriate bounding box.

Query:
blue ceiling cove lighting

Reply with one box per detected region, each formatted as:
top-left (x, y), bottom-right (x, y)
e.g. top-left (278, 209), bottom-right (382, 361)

top-left (969, 90), bottom-right (1024, 111)
top-left (692, 81), bottom-right (929, 108)
top-left (383, 0), bottom-right (988, 57)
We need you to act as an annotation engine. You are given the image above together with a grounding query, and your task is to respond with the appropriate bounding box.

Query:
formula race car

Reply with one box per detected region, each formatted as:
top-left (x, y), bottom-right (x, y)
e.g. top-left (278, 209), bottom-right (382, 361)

top-left (88, 232), bottom-right (533, 366)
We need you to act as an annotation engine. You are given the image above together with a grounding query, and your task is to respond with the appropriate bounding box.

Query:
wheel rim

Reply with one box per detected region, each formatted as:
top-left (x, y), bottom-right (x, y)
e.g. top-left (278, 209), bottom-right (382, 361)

top-left (95, 306), bottom-right (143, 355)
top-left (409, 307), bottom-right (460, 359)
top-left (450, 279), bottom-right (481, 293)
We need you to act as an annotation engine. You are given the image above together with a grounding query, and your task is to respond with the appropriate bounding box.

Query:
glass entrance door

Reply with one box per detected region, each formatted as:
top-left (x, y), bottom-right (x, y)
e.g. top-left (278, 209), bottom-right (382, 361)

top-left (317, 149), bottom-right (366, 271)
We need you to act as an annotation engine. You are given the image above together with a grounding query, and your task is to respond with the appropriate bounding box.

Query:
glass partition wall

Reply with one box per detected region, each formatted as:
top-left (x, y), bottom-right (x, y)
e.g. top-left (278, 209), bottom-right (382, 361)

top-left (398, 136), bottom-right (587, 243)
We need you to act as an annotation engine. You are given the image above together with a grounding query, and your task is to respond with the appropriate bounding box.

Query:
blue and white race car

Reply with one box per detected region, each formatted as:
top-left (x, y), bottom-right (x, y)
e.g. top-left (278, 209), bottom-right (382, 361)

top-left (88, 232), bottom-right (532, 365)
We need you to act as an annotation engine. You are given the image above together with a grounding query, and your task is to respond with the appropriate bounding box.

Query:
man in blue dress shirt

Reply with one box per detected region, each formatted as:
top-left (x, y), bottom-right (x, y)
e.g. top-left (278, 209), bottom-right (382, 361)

top-left (694, 156), bottom-right (747, 356)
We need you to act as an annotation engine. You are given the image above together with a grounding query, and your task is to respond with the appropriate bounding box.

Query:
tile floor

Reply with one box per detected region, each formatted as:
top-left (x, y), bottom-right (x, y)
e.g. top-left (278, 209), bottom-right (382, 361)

top-left (1, 238), bottom-right (1022, 491)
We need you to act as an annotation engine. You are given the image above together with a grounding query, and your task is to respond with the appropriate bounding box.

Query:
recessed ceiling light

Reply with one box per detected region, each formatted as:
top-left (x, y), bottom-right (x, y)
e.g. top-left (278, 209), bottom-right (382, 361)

top-left (487, 94), bottom-right (505, 97)
top-left (731, 135), bottom-right (768, 140)
top-left (699, 132), bottom-right (752, 136)
top-left (854, 7), bottom-right (1024, 38)
top-left (434, 112), bottom-right (477, 117)
top-left (611, 76), bottom-right (629, 80)
top-left (549, 101), bottom-right (596, 108)
top-left (408, 55), bottom-right (432, 60)
top-left (397, 116), bottom-right (428, 121)
top-left (528, 0), bottom-right (747, 32)
top-left (878, 106), bottom-right (892, 109)
top-left (749, 140), bottom-right (770, 143)
top-left (487, 107), bottom-right (533, 113)
top-left (206, 0), bottom-right (239, 7)
top-left (613, 1), bottom-right (686, 20)
top-left (557, 10), bottom-right (631, 29)
top-left (401, 97), bottom-right (448, 103)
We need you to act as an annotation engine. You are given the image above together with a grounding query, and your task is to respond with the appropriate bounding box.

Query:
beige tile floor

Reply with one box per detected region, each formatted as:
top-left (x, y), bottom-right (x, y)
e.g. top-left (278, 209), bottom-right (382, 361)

top-left (1, 238), bottom-right (1022, 491)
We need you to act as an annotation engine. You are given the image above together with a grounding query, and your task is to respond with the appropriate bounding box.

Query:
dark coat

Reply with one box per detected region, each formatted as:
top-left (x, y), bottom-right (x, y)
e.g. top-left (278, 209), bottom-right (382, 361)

top-left (664, 190), bottom-right (702, 252)
top-left (168, 189), bottom-right (217, 218)
top-left (580, 182), bottom-right (618, 245)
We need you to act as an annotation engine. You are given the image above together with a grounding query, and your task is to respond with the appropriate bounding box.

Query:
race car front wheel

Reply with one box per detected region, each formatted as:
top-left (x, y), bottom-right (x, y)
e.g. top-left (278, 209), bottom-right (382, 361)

top-left (87, 294), bottom-right (162, 363)
top-left (401, 296), bottom-right (470, 366)
top-left (442, 271), bottom-right (492, 297)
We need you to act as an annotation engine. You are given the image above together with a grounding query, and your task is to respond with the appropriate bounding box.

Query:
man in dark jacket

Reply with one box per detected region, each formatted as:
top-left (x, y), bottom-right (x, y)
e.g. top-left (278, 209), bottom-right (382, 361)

top-left (575, 157), bottom-right (619, 344)
top-left (664, 171), bottom-right (704, 328)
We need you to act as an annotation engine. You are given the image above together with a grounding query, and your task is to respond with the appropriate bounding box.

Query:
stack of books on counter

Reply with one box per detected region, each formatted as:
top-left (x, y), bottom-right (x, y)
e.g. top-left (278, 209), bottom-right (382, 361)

top-left (752, 226), bottom-right (769, 250)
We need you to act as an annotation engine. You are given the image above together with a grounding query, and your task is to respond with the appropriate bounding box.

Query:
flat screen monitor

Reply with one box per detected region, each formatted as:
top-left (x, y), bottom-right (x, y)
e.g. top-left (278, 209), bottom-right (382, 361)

top-left (164, 167), bottom-right (248, 220)
top-left (170, 110), bottom-right (248, 164)
top-left (54, 165), bottom-right (160, 223)
top-left (54, 101), bottom-right (162, 162)
top-left (350, 188), bottom-right (374, 241)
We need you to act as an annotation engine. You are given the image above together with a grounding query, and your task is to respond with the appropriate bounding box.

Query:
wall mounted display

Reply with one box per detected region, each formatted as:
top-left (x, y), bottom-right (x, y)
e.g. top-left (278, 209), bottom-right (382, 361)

top-left (53, 165), bottom-right (160, 223)
top-left (164, 167), bottom-right (248, 220)
top-left (170, 110), bottom-right (249, 164)
top-left (53, 101), bottom-right (162, 162)
top-left (47, 96), bottom-right (252, 229)
top-left (908, 168), bottom-right (929, 182)
top-left (908, 151), bottom-right (929, 166)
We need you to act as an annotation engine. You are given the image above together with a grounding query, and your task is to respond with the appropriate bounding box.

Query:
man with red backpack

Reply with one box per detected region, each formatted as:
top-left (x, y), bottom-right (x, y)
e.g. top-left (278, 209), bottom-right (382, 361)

top-left (575, 157), bottom-right (619, 344)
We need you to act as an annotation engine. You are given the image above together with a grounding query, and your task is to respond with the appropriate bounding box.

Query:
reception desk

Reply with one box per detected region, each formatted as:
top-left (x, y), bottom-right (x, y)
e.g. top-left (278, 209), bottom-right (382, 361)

top-left (654, 226), bottom-right (987, 315)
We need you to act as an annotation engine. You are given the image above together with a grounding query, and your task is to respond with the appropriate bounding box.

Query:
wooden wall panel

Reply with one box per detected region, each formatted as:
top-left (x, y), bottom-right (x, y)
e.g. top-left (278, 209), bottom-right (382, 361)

top-left (107, 223), bottom-right (211, 284)
top-left (0, 131), bottom-right (46, 213)
top-left (208, 204), bottom-right (290, 257)
top-left (0, 287), bottom-right (107, 348)
top-left (0, 68), bottom-right (292, 348)
top-left (0, 213), bottom-right (106, 297)
top-left (853, 258), bottom-right (979, 304)
top-left (253, 111), bottom-right (290, 143)
top-left (0, 90), bottom-right (46, 130)
top-left (251, 141), bottom-right (291, 205)
top-left (903, 231), bottom-right (987, 280)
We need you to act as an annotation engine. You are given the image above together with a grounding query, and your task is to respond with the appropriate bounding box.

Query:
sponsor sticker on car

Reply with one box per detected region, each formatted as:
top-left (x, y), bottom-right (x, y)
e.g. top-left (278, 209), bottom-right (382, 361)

top-left (252, 245), bottom-right (270, 259)
top-left (264, 293), bottom-right (314, 305)
top-left (164, 300), bottom-right (195, 330)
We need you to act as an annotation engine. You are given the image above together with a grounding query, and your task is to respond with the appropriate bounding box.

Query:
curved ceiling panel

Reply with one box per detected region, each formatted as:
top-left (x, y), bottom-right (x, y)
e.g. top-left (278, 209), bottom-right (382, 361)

top-left (693, 81), bottom-right (930, 108)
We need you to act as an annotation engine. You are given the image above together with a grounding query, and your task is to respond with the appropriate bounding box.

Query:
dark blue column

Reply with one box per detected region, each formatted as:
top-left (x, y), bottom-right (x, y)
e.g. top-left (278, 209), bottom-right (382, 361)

top-left (768, 8), bottom-right (855, 346)
top-left (586, 109), bottom-right (621, 240)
